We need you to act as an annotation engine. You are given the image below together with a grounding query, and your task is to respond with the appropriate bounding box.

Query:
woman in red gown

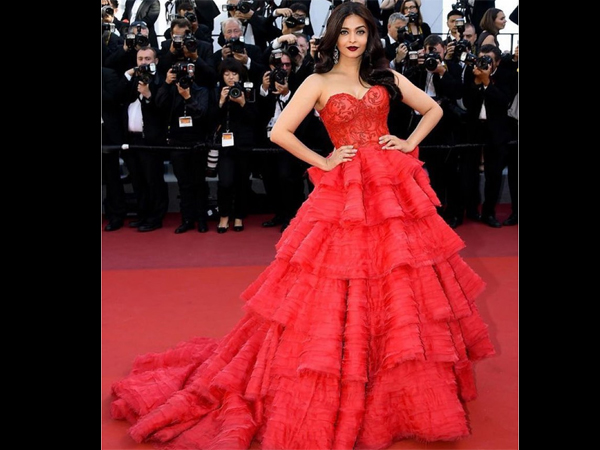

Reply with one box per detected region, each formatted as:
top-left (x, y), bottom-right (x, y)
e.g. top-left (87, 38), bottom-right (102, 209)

top-left (110, 3), bottom-right (495, 449)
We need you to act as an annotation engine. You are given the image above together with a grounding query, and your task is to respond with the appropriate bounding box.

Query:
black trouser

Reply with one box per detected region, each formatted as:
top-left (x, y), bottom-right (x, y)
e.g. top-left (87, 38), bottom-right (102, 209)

top-left (217, 146), bottom-right (251, 219)
top-left (121, 133), bottom-right (169, 224)
top-left (410, 113), bottom-right (455, 213)
top-left (419, 146), bottom-right (453, 210)
top-left (102, 148), bottom-right (127, 222)
top-left (170, 146), bottom-right (209, 222)
top-left (445, 144), bottom-right (482, 219)
top-left (259, 149), bottom-right (307, 223)
top-left (506, 118), bottom-right (518, 216)
top-left (479, 117), bottom-right (518, 218)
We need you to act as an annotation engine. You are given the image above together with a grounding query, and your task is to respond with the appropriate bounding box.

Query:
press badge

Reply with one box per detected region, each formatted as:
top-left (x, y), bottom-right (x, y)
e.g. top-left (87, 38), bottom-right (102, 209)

top-left (222, 132), bottom-right (234, 147)
top-left (179, 116), bottom-right (193, 127)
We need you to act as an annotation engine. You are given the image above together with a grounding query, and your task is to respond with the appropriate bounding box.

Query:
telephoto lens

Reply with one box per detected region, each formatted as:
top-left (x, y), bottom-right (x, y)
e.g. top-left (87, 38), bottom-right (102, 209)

top-left (206, 149), bottom-right (219, 177)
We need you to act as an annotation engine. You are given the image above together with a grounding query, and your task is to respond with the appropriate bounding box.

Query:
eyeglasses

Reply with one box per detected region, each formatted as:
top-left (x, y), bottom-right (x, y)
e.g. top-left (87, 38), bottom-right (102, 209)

top-left (280, 62), bottom-right (292, 67)
top-left (403, 6), bottom-right (418, 11)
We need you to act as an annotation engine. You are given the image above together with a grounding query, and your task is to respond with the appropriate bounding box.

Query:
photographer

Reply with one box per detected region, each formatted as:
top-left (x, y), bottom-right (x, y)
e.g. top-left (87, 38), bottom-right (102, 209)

top-left (256, 51), bottom-right (304, 232)
top-left (102, 65), bottom-right (128, 232)
top-left (102, 4), bottom-right (124, 64)
top-left (219, 0), bottom-right (279, 52)
top-left (382, 12), bottom-right (409, 72)
top-left (381, 13), bottom-right (414, 141)
top-left (212, 58), bottom-right (260, 233)
top-left (163, 1), bottom-right (213, 45)
top-left (155, 58), bottom-right (215, 234)
top-left (101, 0), bottom-right (127, 36)
top-left (209, 17), bottom-right (267, 90)
top-left (404, 34), bottom-right (465, 225)
top-left (394, 0), bottom-right (430, 45)
top-left (443, 9), bottom-right (466, 46)
top-left (119, 46), bottom-right (169, 232)
top-left (262, 2), bottom-right (311, 63)
top-left (120, 0), bottom-right (160, 48)
top-left (157, 17), bottom-right (216, 89)
top-left (442, 16), bottom-right (483, 228)
top-left (167, 0), bottom-right (221, 34)
top-left (104, 21), bottom-right (150, 74)
top-left (462, 44), bottom-right (518, 228)
top-left (276, 1), bottom-right (316, 37)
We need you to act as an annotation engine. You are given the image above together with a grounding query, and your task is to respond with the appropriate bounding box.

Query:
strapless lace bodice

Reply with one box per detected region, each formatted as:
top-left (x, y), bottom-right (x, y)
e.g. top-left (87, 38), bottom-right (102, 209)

top-left (318, 85), bottom-right (390, 149)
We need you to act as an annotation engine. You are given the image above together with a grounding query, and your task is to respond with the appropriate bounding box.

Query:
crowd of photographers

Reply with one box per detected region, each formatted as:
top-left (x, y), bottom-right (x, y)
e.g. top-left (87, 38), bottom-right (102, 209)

top-left (102, 0), bottom-right (518, 233)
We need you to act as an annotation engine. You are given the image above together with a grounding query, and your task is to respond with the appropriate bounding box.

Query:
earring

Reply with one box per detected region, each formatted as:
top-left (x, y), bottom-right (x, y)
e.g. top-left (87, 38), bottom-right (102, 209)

top-left (333, 46), bottom-right (339, 64)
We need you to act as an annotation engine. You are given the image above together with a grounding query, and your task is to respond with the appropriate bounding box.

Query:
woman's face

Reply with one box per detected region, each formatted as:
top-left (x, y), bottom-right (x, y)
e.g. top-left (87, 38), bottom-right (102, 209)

top-left (494, 11), bottom-right (507, 30)
top-left (402, 1), bottom-right (418, 15)
top-left (223, 70), bottom-right (240, 86)
top-left (337, 14), bottom-right (369, 60)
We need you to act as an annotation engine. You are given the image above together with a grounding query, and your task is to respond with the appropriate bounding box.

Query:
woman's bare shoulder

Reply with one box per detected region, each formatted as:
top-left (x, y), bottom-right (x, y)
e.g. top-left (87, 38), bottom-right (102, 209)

top-left (298, 73), bottom-right (336, 110)
top-left (301, 72), bottom-right (327, 90)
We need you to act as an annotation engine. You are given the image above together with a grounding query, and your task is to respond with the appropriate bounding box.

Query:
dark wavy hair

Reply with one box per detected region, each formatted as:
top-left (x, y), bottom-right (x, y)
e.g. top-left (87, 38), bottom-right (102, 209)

top-left (217, 57), bottom-right (249, 82)
top-left (314, 2), bottom-right (401, 100)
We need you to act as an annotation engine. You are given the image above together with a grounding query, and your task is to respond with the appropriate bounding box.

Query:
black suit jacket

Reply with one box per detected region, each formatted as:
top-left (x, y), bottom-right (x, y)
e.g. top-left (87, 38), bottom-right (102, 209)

top-left (382, 34), bottom-right (400, 65)
top-left (213, 85), bottom-right (260, 149)
top-left (463, 62), bottom-right (517, 145)
top-left (121, 0), bottom-right (161, 48)
top-left (102, 67), bottom-right (127, 145)
top-left (218, 12), bottom-right (279, 52)
top-left (118, 72), bottom-right (167, 145)
top-left (157, 38), bottom-right (217, 89)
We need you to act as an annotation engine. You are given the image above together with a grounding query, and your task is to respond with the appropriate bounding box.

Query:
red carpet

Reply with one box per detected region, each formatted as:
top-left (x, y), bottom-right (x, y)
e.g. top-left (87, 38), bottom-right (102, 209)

top-left (101, 210), bottom-right (518, 450)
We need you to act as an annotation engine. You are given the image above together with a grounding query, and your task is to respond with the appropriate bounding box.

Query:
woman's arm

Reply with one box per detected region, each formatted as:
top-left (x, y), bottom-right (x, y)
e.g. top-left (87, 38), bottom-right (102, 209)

top-left (270, 74), bottom-right (353, 171)
top-left (380, 70), bottom-right (442, 152)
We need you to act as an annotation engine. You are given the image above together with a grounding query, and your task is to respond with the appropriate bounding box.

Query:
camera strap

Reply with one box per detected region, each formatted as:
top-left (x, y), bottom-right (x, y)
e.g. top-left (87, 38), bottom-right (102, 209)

top-left (225, 103), bottom-right (231, 133)
top-left (222, 103), bottom-right (234, 147)
top-left (276, 97), bottom-right (289, 112)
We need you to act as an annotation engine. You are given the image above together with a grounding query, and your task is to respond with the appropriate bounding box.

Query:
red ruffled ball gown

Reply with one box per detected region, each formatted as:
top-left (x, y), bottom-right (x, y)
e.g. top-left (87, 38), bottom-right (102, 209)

top-left (110, 84), bottom-right (495, 450)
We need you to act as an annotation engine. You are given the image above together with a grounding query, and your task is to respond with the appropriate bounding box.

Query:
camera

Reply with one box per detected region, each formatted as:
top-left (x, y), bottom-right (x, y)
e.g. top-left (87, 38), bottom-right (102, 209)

top-left (225, 37), bottom-right (245, 54)
top-left (102, 22), bottom-right (115, 33)
top-left (423, 51), bottom-right (441, 71)
top-left (398, 26), bottom-right (423, 51)
top-left (183, 30), bottom-right (198, 52)
top-left (173, 30), bottom-right (198, 52)
top-left (459, 51), bottom-right (477, 65)
top-left (284, 16), bottom-right (309, 28)
top-left (184, 12), bottom-right (197, 23)
top-left (455, 17), bottom-right (465, 35)
top-left (475, 55), bottom-right (493, 70)
top-left (126, 24), bottom-right (149, 49)
top-left (407, 12), bottom-right (419, 23)
top-left (313, 37), bottom-right (320, 46)
top-left (223, 1), bottom-right (254, 14)
top-left (134, 63), bottom-right (156, 84)
top-left (171, 62), bottom-right (195, 89)
top-left (407, 50), bottom-right (419, 65)
top-left (101, 5), bottom-right (114, 18)
top-left (228, 81), bottom-right (245, 99)
top-left (227, 81), bottom-right (255, 102)
top-left (454, 38), bottom-right (471, 55)
top-left (280, 42), bottom-right (300, 58)
top-left (269, 66), bottom-right (288, 92)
